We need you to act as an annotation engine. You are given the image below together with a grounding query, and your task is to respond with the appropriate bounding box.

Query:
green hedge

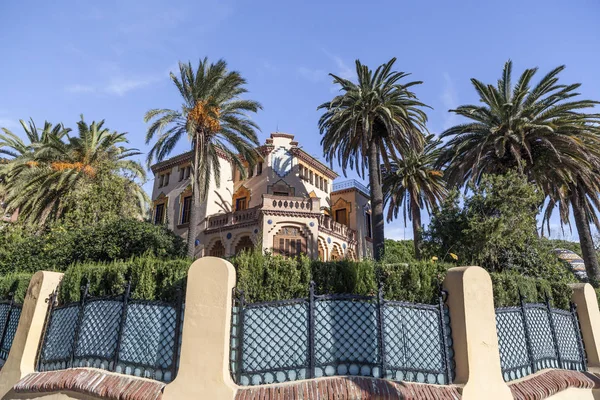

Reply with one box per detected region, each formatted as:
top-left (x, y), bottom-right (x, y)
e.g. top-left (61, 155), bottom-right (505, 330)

top-left (490, 272), bottom-right (573, 309)
top-left (0, 273), bottom-right (34, 303)
top-left (0, 219), bottom-right (187, 275)
top-left (59, 256), bottom-right (189, 303)
top-left (233, 252), bottom-right (576, 308)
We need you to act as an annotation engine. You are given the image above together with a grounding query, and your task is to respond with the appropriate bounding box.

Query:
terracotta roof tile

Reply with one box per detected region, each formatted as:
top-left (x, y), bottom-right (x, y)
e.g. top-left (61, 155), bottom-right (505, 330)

top-left (234, 376), bottom-right (461, 400)
top-left (507, 369), bottom-right (600, 400)
top-left (13, 368), bottom-right (164, 400)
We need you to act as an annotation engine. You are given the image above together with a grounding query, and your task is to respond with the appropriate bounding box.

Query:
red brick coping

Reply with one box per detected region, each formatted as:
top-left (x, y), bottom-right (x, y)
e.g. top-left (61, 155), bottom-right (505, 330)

top-left (507, 369), bottom-right (600, 400)
top-left (235, 376), bottom-right (462, 399)
top-left (13, 368), bottom-right (164, 400)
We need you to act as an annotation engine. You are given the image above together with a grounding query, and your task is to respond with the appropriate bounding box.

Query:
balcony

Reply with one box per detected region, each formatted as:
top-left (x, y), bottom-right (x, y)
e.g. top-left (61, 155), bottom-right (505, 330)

top-left (318, 214), bottom-right (357, 243)
top-left (332, 179), bottom-right (370, 197)
top-left (206, 206), bottom-right (259, 230)
top-left (261, 194), bottom-right (319, 212)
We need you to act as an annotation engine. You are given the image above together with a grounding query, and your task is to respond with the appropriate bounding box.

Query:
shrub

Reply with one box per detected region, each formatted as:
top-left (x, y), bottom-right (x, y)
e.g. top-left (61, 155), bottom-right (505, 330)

top-left (0, 273), bottom-right (33, 303)
top-left (0, 219), bottom-right (187, 274)
top-left (379, 261), bottom-right (453, 304)
top-left (312, 259), bottom-right (378, 296)
top-left (59, 256), bottom-right (189, 303)
top-left (233, 251), bottom-right (311, 303)
top-left (490, 272), bottom-right (573, 309)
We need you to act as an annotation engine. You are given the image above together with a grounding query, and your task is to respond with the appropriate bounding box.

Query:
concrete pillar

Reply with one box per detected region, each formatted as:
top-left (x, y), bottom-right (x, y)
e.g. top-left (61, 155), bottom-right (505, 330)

top-left (162, 257), bottom-right (238, 400)
top-left (0, 271), bottom-right (63, 398)
top-left (570, 283), bottom-right (600, 374)
top-left (443, 266), bottom-right (512, 400)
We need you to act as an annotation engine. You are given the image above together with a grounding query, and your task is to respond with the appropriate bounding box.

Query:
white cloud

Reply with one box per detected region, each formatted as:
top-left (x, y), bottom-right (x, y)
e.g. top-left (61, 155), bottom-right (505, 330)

top-left (104, 77), bottom-right (154, 96)
top-left (297, 67), bottom-right (326, 83)
top-left (65, 84), bottom-right (96, 94)
top-left (441, 73), bottom-right (459, 130)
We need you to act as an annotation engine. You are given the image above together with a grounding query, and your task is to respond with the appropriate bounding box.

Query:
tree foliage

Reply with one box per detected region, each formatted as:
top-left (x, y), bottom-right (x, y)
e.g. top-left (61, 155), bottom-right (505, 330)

top-left (319, 58), bottom-right (430, 260)
top-left (0, 116), bottom-right (147, 227)
top-left (145, 58), bottom-right (262, 257)
top-left (424, 172), bottom-right (574, 280)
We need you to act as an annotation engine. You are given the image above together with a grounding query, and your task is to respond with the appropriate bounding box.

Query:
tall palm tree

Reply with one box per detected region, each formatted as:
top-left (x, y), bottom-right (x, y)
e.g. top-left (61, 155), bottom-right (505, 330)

top-left (2, 117), bottom-right (147, 226)
top-left (383, 134), bottom-right (447, 259)
top-left (438, 60), bottom-right (600, 282)
top-left (145, 58), bottom-right (262, 258)
top-left (0, 119), bottom-right (69, 159)
top-left (318, 58), bottom-right (430, 260)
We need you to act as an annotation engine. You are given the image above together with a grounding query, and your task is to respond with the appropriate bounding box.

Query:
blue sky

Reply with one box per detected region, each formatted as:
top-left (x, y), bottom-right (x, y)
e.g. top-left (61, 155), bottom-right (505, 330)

top-left (1, 0), bottom-right (599, 241)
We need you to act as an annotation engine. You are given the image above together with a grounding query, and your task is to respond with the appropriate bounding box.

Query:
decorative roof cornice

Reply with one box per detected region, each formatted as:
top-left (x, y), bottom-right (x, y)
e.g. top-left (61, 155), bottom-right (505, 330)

top-left (291, 148), bottom-right (338, 179)
top-left (270, 132), bottom-right (295, 140)
top-left (150, 148), bottom-right (230, 174)
top-left (330, 187), bottom-right (370, 198)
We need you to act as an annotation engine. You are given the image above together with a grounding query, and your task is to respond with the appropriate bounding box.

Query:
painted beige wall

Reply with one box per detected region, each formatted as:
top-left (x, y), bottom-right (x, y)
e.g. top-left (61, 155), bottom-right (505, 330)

top-left (162, 257), bottom-right (237, 400)
top-left (571, 283), bottom-right (600, 374)
top-left (443, 266), bottom-right (513, 400)
top-left (0, 271), bottom-right (63, 399)
top-left (330, 189), bottom-right (371, 259)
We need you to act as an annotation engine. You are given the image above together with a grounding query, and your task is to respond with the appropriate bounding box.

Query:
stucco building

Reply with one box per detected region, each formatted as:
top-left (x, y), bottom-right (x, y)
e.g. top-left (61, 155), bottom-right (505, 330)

top-left (150, 132), bottom-right (373, 260)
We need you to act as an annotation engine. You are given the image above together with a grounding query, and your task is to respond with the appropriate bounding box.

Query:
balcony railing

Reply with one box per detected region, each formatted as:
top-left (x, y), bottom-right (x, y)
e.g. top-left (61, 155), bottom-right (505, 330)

top-left (261, 194), bottom-right (319, 212)
top-left (332, 179), bottom-right (369, 197)
top-left (207, 206), bottom-right (259, 229)
top-left (318, 214), bottom-right (356, 242)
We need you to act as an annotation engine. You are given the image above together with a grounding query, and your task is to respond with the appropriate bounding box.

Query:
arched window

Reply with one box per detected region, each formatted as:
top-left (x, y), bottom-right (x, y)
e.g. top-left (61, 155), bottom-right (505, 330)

top-left (330, 245), bottom-right (341, 261)
top-left (273, 226), bottom-right (306, 257)
top-left (235, 236), bottom-right (254, 254)
top-left (209, 240), bottom-right (226, 257)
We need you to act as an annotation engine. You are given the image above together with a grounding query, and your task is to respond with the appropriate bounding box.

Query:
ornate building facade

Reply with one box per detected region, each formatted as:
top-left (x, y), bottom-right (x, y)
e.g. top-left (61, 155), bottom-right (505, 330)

top-left (150, 133), bottom-right (373, 260)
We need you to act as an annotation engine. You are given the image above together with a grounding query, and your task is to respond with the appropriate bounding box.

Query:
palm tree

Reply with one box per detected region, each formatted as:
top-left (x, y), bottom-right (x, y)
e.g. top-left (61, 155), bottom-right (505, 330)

top-left (145, 58), bottom-right (262, 258)
top-left (318, 58), bottom-right (430, 260)
top-left (0, 119), bottom-right (69, 159)
top-left (2, 116), bottom-right (147, 226)
top-left (383, 134), bottom-right (447, 259)
top-left (438, 60), bottom-right (600, 282)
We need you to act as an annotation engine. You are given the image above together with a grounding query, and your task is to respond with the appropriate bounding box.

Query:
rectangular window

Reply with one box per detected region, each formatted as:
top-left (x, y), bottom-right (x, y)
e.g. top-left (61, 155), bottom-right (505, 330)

top-left (273, 191), bottom-right (288, 197)
top-left (299, 165), bottom-right (304, 180)
top-left (320, 177), bottom-right (324, 190)
top-left (279, 238), bottom-right (285, 256)
top-left (154, 203), bottom-right (165, 224)
top-left (181, 196), bottom-right (192, 224)
top-left (335, 208), bottom-right (347, 226)
top-left (185, 166), bottom-right (191, 179)
top-left (179, 167), bottom-right (184, 181)
top-left (158, 175), bottom-right (164, 187)
top-left (236, 197), bottom-right (247, 211)
top-left (366, 212), bottom-right (372, 238)
top-left (248, 165), bottom-right (254, 178)
top-left (309, 171), bottom-right (313, 185)
top-left (257, 162), bottom-right (263, 175)
top-left (164, 173), bottom-right (170, 186)
top-left (324, 180), bottom-right (328, 193)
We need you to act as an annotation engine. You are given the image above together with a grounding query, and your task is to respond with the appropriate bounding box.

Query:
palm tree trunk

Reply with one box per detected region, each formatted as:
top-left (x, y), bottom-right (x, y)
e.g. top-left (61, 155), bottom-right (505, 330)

top-left (186, 140), bottom-right (201, 259)
top-left (410, 194), bottom-right (422, 260)
top-left (570, 189), bottom-right (600, 285)
top-left (367, 141), bottom-right (385, 261)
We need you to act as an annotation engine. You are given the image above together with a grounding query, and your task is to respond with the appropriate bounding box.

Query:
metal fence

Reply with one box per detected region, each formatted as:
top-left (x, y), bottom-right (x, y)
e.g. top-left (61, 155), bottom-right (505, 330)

top-left (0, 296), bottom-right (22, 364)
top-left (230, 283), bottom-right (454, 386)
top-left (36, 283), bottom-right (184, 383)
top-left (495, 292), bottom-right (586, 382)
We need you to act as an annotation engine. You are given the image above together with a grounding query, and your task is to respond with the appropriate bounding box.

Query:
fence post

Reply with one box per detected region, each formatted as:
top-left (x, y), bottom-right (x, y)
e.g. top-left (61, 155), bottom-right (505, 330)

top-left (519, 290), bottom-right (536, 373)
top-left (235, 289), bottom-right (245, 384)
top-left (570, 301), bottom-right (587, 371)
top-left (0, 293), bottom-right (15, 353)
top-left (171, 286), bottom-right (184, 380)
top-left (36, 290), bottom-right (57, 371)
top-left (70, 283), bottom-right (89, 367)
top-left (438, 288), bottom-right (452, 384)
top-left (377, 284), bottom-right (386, 379)
top-left (112, 281), bottom-right (131, 371)
top-left (544, 292), bottom-right (563, 369)
top-left (308, 281), bottom-right (315, 379)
